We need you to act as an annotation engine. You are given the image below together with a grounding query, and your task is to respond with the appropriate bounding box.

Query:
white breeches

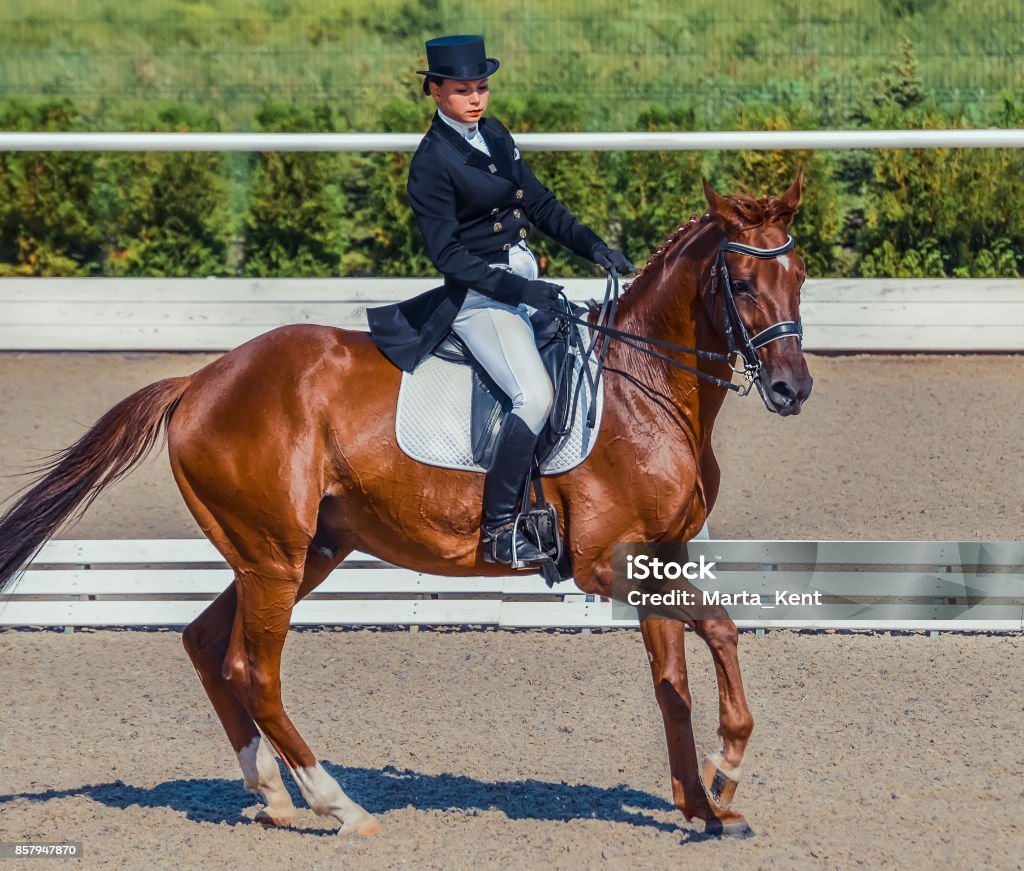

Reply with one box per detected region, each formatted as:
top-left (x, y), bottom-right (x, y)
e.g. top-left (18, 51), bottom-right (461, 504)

top-left (451, 242), bottom-right (554, 435)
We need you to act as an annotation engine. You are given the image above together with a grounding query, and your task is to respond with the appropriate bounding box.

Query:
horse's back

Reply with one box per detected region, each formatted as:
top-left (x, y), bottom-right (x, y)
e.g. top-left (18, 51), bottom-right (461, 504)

top-left (207, 323), bottom-right (383, 371)
top-left (167, 324), bottom-right (398, 472)
top-left (181, 323), bottom-right (391, 396)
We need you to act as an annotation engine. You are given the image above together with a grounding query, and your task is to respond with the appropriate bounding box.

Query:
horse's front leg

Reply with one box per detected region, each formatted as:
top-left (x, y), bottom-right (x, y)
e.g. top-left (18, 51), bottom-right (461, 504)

top-left (641, 618), bottom-right (753, 836)
top-left (690, 617), bottom-right (754, 823)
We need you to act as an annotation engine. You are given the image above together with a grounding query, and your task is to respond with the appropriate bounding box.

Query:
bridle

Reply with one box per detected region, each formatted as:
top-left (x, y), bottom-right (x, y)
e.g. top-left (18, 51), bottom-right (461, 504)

top-left (712, 234), bottom-right (802, 384)
top-left (552, 228), bottom-right (804, 425)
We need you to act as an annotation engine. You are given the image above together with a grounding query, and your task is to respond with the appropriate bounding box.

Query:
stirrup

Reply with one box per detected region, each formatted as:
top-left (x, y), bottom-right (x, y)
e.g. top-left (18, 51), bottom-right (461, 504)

top-left (518, 502), bottom-right (561, 566)
top-left (481, 519), bottom-right (547, 569)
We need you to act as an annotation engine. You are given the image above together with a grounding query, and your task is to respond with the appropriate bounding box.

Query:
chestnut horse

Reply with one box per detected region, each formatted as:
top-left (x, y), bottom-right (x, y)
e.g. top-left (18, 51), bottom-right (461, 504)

top-left (0, 173), bottom-right (811, 837)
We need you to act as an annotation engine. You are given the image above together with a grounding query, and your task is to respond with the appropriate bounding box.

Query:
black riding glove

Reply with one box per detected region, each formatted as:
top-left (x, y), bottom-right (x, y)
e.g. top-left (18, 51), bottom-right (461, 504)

top-left (591, 243), bottom-right (634, 275)
top-left (520, 279), bottom-right (563, 311)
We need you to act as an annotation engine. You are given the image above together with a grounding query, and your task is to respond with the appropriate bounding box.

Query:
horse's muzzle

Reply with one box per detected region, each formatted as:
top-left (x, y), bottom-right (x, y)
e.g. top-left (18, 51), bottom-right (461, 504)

top-left (761, 368), bottom-right (813, 416)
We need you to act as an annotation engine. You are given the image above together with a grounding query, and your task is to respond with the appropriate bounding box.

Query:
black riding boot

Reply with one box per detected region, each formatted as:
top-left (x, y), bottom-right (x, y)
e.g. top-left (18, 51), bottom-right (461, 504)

top-left (481, 413), bottom-right (547, 566)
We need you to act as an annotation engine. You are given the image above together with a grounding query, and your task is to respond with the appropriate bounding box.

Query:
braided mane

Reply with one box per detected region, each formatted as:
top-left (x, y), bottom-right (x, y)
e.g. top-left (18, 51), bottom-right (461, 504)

top-left (625, 190), bottom-right (796, 292)
top-left (626, 212), bottom-right (713, 290)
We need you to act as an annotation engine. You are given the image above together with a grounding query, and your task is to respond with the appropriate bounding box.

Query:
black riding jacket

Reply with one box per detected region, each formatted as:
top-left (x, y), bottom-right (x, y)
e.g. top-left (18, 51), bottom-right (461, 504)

top-left (367, 112), bottom-right (603, 371)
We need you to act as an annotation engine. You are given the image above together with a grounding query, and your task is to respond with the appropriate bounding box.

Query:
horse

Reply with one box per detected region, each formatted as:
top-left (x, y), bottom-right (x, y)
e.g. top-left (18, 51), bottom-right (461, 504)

top-left (0, 172), bottom-right (812, 837)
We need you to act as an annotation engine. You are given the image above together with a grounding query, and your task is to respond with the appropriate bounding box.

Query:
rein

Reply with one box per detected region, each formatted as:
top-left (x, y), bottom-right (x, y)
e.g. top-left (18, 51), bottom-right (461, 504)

top-left (551, 232), bottom-right (801, 424)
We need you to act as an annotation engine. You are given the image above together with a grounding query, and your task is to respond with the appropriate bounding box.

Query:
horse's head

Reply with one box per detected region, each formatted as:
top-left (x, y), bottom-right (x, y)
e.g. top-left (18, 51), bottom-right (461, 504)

top-left (702, 172), bottom-right (813, 416)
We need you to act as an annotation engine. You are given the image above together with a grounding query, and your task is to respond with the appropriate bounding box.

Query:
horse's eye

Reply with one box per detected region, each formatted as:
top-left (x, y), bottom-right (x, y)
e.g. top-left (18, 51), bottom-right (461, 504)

top-left (733, 280), bottom-right (754, 296)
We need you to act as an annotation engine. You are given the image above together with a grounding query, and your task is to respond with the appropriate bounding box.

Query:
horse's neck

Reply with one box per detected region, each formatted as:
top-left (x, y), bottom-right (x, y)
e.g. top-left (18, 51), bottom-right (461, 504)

top-left (611, 222), bottom-right (731, 442)
top-left (616, 221), bottom-right (718, 343)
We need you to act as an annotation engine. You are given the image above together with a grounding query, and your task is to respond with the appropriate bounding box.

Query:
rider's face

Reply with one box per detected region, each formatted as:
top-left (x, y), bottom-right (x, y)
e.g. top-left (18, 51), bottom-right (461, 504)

top-left (430, 78), bottom-right (490, 125)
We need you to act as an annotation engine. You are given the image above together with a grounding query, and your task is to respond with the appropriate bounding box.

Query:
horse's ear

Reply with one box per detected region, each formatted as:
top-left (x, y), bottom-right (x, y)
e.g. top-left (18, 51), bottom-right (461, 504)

top-left (778, 168), bottom-right (804, 213)
top-left (702, 177), bottom-right (728, 213)
top-left (702, 177), bottom-right (740, 230)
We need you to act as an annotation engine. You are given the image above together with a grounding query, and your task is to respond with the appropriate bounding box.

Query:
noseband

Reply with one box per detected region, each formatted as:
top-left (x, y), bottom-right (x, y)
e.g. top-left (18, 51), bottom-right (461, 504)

top-left (711, 235), bottom-right (803, 385)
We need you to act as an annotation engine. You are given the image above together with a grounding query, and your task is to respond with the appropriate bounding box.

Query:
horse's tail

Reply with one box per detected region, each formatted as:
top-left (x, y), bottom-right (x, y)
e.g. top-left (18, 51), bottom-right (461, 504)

top-left (0, 376), bottom-right (192, 596)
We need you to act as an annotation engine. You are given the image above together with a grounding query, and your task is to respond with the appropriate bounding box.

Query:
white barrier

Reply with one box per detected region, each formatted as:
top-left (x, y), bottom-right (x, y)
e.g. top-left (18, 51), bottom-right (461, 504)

top-left (1, 129), bottom-right (1023, 152)
top-left (2, 277), bottom-right (1023, 352)
top-left (3, 539), bottom-right (1021, 632)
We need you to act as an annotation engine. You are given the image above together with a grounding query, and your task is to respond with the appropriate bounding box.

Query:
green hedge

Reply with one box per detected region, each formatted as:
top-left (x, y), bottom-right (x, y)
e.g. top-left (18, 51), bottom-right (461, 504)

top-left (100, 103), bottom-right (233, 277)
top-left (241, 102), bottom-right (349, 277)
top-left (0, 99), bottom-right (103, 276)
top-left (1, 56), bottom-right (1021, 279)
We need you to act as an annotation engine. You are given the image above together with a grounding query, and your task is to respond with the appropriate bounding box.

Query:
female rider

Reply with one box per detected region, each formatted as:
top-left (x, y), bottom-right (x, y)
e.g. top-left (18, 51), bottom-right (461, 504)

top-left (368, 34), bottom-right (632, 567)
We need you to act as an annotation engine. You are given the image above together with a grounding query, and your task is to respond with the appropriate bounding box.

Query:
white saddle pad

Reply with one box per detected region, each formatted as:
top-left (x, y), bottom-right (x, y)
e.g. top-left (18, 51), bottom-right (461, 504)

top-left (395, 323), bottom-right (604, 474)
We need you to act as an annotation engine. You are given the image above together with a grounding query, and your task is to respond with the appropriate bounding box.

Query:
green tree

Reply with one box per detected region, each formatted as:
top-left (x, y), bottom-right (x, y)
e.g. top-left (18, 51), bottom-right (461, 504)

top-left (610, 105), bottom-right (708, 273)
top-left (857, 122), bottom-right (1024, 277)
top-left (853, 40), bottom-right (1024, 277)
top-left (340, 99), bottom-right (433, 276)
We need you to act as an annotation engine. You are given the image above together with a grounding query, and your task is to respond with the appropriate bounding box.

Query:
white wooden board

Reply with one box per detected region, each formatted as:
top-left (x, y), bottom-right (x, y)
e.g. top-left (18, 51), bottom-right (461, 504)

top-left (2, 279), bottom-right (1023, 352)
top-left (3, 538), bottom-right (1021, 631)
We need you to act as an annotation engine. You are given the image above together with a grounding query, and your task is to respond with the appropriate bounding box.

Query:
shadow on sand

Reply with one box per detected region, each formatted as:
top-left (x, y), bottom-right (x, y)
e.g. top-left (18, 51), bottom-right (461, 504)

top-left (1, 762), bottom-right (698, 836)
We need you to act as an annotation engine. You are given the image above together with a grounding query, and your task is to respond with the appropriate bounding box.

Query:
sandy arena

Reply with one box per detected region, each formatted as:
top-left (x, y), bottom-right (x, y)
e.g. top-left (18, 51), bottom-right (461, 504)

top-left (1, 351), bottom-right (1023, 869)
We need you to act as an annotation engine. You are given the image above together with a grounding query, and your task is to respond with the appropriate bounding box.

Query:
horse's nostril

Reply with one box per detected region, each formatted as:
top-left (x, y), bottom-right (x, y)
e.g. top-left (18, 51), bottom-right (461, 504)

top-left (772, 380), bottom-right (795, 402)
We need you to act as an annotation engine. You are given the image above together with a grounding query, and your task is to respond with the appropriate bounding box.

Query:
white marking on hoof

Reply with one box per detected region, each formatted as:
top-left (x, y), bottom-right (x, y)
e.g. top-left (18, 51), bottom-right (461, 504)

top-left (291, 762), bottom-right (380, 835)
top-left (237, 735), bottom-right (297, 821)
top-left (254, 807), bottom-right (298, 827)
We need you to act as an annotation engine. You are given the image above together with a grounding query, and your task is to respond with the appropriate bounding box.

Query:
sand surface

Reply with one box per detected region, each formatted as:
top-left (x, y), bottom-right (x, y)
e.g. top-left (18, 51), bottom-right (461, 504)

top-left (1, 351), bottom-right (1023, 869)
top-left (2, 352), bottom-right (1023, 541)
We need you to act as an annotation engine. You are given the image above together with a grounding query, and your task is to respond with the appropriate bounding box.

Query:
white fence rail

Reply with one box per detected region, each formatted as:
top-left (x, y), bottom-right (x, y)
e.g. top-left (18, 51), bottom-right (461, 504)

top-left (2, 130), bottom-right (1024, 152)
top-left (2, 278), bottom-right (1023, 352)
top-left (3, 539), bottom-right (1021, 632)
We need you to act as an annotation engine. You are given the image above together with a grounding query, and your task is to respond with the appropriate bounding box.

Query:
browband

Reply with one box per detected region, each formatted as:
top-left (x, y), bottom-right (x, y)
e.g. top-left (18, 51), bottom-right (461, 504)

top-left (721, 236), bottom-right (795, 259)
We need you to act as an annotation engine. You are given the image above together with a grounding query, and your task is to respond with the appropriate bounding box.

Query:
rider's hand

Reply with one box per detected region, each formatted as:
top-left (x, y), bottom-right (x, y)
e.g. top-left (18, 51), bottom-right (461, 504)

top-left (520, 279), bottom-right (563, 311)
top-left (592, 243), bottom-right (634, 275)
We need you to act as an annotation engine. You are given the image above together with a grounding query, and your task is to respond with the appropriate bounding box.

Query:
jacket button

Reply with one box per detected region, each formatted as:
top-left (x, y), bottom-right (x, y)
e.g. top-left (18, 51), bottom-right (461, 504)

top-left (519, 228), bottom-right (528, 238)
top-left (513, 209), bottom-right (522, 219)
top-left (491, 207), bottom-right (499, 215)
top-left (515, 189), bottom-right (524, 199)
top-left (493, 222), bottom-right (502, 232)
top-left (502, 243), bottom-right (512, 251)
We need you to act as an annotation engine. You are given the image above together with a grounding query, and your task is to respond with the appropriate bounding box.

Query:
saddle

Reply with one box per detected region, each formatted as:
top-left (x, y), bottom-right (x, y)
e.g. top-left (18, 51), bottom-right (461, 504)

top-left (427, 298), bottom-right (591, 586)
top-left (430, 299), bottom-right (583, 468)
top-left (393, 300), bottom-right (603, 584)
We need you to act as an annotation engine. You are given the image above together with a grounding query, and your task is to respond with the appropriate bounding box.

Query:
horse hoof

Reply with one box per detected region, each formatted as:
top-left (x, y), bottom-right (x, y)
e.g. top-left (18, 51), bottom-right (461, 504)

top-left (704, 817), bottom-right (755, 839)
top-left (255, 807), bottom-right (297, 827)
top-left (339, 815), bottom-right (382, 837)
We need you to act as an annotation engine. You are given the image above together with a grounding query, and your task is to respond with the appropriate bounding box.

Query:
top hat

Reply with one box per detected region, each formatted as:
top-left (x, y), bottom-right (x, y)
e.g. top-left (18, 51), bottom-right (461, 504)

top-left (417, 35), bottom-right (500, 83)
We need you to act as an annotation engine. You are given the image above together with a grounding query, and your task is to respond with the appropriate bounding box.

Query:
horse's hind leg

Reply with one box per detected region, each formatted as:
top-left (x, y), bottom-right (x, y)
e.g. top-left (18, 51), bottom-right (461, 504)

top-left (177, 463), bottom-right (302, 827)
top-left (221, 543), bottom-right (380, 837)
top-left (179, 466), bottom-right (356, 827)
top-left (184, 585), bottom-right (298, 826)
top-left (183, 536), bottom-right (362, 828)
